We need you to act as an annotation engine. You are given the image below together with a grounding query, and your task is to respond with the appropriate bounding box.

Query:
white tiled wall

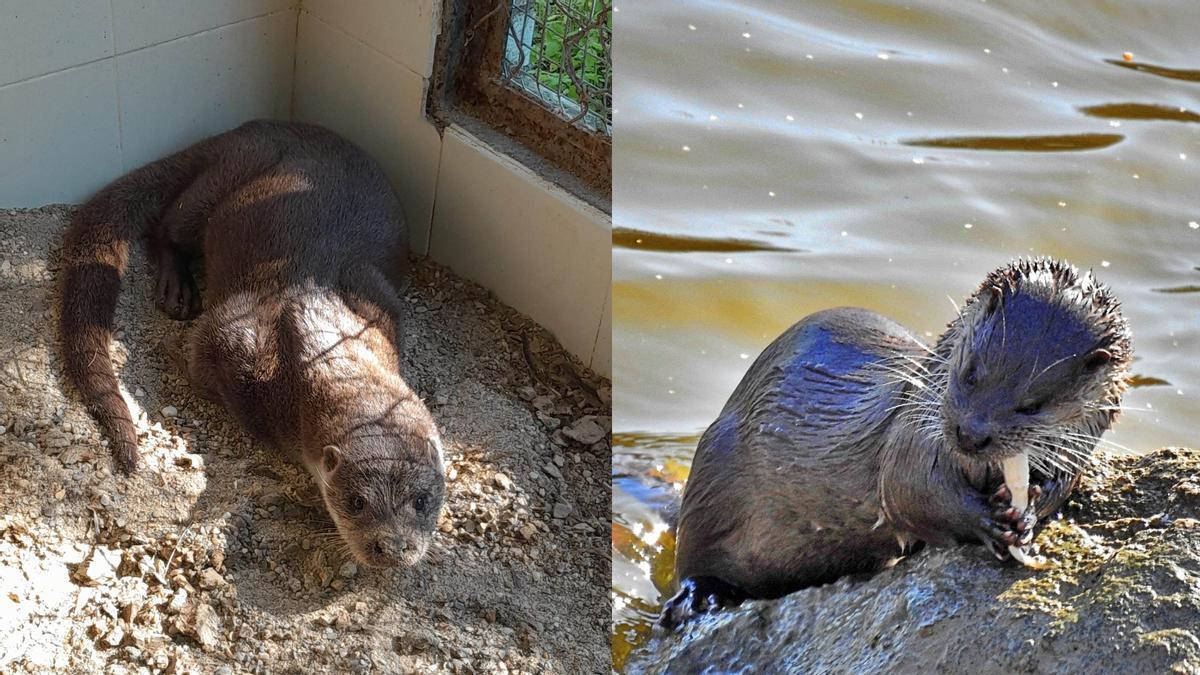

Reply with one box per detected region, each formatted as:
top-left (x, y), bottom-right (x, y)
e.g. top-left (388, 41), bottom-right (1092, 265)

top-left (0, 3), bottom-right (297, 205)
top-left (0, 1), bottom-right (611, 377)
top-left (429, 127), bottom-right (611, 369)
top-left (0, 61), bottom-right (122, 208)
top-left (293, 11), bottom-right (442, 255)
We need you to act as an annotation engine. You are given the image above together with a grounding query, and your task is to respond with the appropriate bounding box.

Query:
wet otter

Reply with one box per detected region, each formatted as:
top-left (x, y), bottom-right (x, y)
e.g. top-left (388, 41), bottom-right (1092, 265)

top-left (59, 120), bottom-right (444, 568)
top-left (661, 258), bottom-right (1131, 627)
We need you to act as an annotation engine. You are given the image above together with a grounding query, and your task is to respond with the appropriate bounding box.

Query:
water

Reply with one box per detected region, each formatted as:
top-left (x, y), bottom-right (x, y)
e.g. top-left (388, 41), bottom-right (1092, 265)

top-left (611, 0), bottom-right (1200, 670)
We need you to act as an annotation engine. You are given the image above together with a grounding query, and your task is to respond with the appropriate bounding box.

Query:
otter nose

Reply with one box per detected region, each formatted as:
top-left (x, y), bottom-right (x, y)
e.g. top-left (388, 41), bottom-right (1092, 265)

top-left (372, 537), bottom-right (409, 559)
top-left (955, 422), bottom-right (992, 453)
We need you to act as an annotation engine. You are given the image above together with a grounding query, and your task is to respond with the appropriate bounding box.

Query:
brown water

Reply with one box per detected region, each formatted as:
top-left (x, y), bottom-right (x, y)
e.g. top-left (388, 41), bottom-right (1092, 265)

top-left (611, 0), bottom-right (1200, 670)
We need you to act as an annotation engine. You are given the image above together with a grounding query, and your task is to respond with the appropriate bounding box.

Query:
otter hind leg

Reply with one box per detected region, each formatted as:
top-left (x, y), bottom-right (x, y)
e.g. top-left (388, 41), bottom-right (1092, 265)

top-left (658, 576), bottom-right (749, 630)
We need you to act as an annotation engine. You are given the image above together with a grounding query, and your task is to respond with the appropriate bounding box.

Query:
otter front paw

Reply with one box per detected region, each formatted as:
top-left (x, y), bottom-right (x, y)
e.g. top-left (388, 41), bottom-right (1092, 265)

top-left (978, 483), bottom-right (1042, 560)
top-left (658, 577), bottom-right (747, 630)
top-left (154, 249), bottom-right (201, 321)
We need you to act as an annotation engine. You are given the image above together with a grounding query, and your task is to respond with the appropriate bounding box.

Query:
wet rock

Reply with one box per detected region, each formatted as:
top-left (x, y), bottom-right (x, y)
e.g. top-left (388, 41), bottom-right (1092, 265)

top-left (631, 448), bottom-right (1200, 674)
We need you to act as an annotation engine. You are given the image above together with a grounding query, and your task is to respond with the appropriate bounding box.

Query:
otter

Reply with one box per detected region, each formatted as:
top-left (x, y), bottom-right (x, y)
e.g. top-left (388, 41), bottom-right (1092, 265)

top-left (58, 120), bottom-right (444, 568)
top-left (660, 258), bottom-right (1131, 627)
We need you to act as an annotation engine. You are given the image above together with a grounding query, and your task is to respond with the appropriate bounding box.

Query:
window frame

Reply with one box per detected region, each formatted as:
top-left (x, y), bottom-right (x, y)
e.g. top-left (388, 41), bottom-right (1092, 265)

top-left (428, 1), bottom-right (612, 211)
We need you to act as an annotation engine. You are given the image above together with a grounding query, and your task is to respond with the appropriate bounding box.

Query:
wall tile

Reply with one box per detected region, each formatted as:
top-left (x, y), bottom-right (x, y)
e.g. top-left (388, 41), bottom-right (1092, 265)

top-left (293, 12), bottom-right (442, 254)
top-left (430, 126), bottom-right (611, 374)
top-left (116, 12), bottom-right (296, 170)
top-left (110, 0), bottom-right (295, 54)
top-left (0, 61), bottom-right (121, 206)
top-left (0, 0), bottom-right (112, 87)
top-left (301, 0), bottom-right (437, 78)
top-left (592, 289), bottom-right (611, 377)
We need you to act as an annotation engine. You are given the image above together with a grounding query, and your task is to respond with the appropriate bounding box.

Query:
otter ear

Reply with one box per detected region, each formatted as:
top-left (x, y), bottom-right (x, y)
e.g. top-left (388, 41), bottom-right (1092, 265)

top-left (1084, 348), bottom-right (1113, 371)
top-left (322, 444), bottom-right (342, 475)
top-left (427, 436), bottom-right (445, 470)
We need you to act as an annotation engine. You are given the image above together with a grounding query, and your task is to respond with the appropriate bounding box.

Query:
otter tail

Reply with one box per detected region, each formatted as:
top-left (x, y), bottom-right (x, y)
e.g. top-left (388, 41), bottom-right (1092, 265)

top-left (59, 148), bottom-right (208, 474)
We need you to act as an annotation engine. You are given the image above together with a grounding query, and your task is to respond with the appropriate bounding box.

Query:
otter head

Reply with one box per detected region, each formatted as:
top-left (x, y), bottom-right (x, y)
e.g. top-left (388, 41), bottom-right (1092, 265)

top-left (317, 433), bottom-right (446, 568)
top-left (937, 258), bottom-right (1131, 465)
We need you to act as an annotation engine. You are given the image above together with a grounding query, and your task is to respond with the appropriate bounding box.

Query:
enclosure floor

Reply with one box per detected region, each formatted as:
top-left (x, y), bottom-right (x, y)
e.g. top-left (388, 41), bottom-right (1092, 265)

top-left (0, 205), bottom-right (610, 674)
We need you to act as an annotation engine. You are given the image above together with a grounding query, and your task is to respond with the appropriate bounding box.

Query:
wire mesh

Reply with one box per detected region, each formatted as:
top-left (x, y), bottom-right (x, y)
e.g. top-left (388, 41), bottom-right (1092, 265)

top-left (502, 0), bottom-right (612, 135)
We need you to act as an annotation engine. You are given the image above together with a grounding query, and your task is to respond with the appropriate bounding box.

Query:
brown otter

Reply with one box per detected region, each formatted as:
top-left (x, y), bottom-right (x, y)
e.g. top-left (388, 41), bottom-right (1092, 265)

top-left (661, 258), bottom-right (1131, 627)
top-left (58, 120), bottom-right (444, 568)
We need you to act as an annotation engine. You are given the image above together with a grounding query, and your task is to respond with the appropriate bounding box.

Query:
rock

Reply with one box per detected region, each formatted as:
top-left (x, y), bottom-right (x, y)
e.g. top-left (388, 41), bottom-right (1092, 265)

top-left (542, 463), bottom-right (563, 481)
top-left (103, 625), bottom-right (125, 649)
top-left (552, 503), bottom-right (572, 520)
top-left (629, 448), bottom-right (1200, 674)
top-left (197, 568), bottom-right (223, 590)
top-left (339, 562), bottom-right (358, 579)
top-left (562, 416), bottom-right (608, 445)
top-left (72, 546), bottom-right (121, 586)
top-left (167, 588), bottom-right (188, 614)
top-left (494, 473), bottom-right (513, 491)
top-left (192, 603), bottom-right (221, 651)
top-left (161, 406), bottom-right (178, 418)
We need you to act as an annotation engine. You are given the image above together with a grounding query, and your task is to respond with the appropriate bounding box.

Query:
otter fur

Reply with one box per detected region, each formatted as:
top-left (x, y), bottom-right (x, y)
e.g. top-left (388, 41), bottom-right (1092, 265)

top-left (661, 257), bottom-right (1131, 627)
top-left (58, 120), bottom-right (444, 568)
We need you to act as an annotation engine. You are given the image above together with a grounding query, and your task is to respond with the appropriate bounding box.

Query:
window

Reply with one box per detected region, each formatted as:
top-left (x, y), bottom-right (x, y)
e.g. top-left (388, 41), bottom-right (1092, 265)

top-left (429, 1), bottom-right (613, 209)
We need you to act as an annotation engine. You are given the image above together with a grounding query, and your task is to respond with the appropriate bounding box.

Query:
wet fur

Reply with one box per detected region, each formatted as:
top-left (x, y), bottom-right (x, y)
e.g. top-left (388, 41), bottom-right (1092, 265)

top-left (666, 258), bottom-right (1131, 624)
top-left (59, 120), bottom-right (444, 566)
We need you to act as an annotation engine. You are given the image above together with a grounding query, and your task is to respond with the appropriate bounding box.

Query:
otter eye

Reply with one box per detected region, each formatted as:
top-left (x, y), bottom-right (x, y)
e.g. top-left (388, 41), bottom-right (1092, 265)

top-left (1015, 400), bottom-right (1045, 416)
top-left (414, 494), bottom-right (428, 513)
top-left (348, 495), bottom-right (366, 514)
top-left (963, 361), bottom-right (979, 387)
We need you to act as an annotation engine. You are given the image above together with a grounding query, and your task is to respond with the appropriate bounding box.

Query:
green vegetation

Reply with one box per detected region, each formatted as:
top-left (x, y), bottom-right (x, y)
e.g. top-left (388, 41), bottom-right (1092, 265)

top-left (526, 0), bottom-right (611, 112)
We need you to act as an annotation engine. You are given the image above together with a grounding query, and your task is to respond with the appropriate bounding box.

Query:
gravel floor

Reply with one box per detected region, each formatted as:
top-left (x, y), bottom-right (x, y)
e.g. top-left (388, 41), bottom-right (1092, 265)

top-left (0, 205), bottom-right (611, 674)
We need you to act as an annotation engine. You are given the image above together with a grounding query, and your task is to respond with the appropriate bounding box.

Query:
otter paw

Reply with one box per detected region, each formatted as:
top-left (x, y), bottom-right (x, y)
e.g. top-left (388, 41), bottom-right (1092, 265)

top-left (658, 577), bottom-right (747, 630)
top-left (154, 250), bottom-right (201, 321)
top-left (979, 483), bottom-right (1041, 560)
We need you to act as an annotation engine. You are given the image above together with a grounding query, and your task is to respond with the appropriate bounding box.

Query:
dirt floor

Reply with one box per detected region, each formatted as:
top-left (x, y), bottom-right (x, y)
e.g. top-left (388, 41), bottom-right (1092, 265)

top-left (0, 205), bottom-right (611, 674)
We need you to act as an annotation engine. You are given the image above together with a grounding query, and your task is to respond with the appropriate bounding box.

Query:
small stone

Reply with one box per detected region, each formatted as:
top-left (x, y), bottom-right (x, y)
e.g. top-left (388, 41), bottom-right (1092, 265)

top-left (134, 388), bottom-right (146, 398)
top-left (562, 416), bottom-right (607, 445)
top-left (45, 433), bottom-right (70, 449)
top-left (73, 546), bottom-right (121, 585)
top-left (193, 603), bottom-right (221, 651)
top-left (197, 568), bottom-right (223, 590)
top-left (542, 463), bottom-right (563, 481)
top-left (519, 524), bottom-right (537, 541)
top-left (167, 588), bottom-right (188, 614)
top-left (552, 502), bottom-right (572, 519)
top-left (493, 473), bottom-right (513, 491)
top-left (333, 608), bottom-right (351, 629)
top-left (103, 625), bottom-right (125, 648)
top-left (161, 406), bottom-right (178, 418)
top-left (339, 562), bottom-right (358, 579)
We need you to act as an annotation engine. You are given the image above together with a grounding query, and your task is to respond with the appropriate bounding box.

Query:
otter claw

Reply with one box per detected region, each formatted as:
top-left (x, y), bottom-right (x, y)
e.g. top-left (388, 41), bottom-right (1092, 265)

top-left (980, 481), bottom-right (1041, 559)
top-left (989, 485), bottom-right (1012, 506)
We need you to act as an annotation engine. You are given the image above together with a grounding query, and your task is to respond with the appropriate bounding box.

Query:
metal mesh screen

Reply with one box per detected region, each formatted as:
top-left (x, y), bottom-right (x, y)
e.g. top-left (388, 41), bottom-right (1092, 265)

top-left (502, 0), bottom-right (612, 135)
